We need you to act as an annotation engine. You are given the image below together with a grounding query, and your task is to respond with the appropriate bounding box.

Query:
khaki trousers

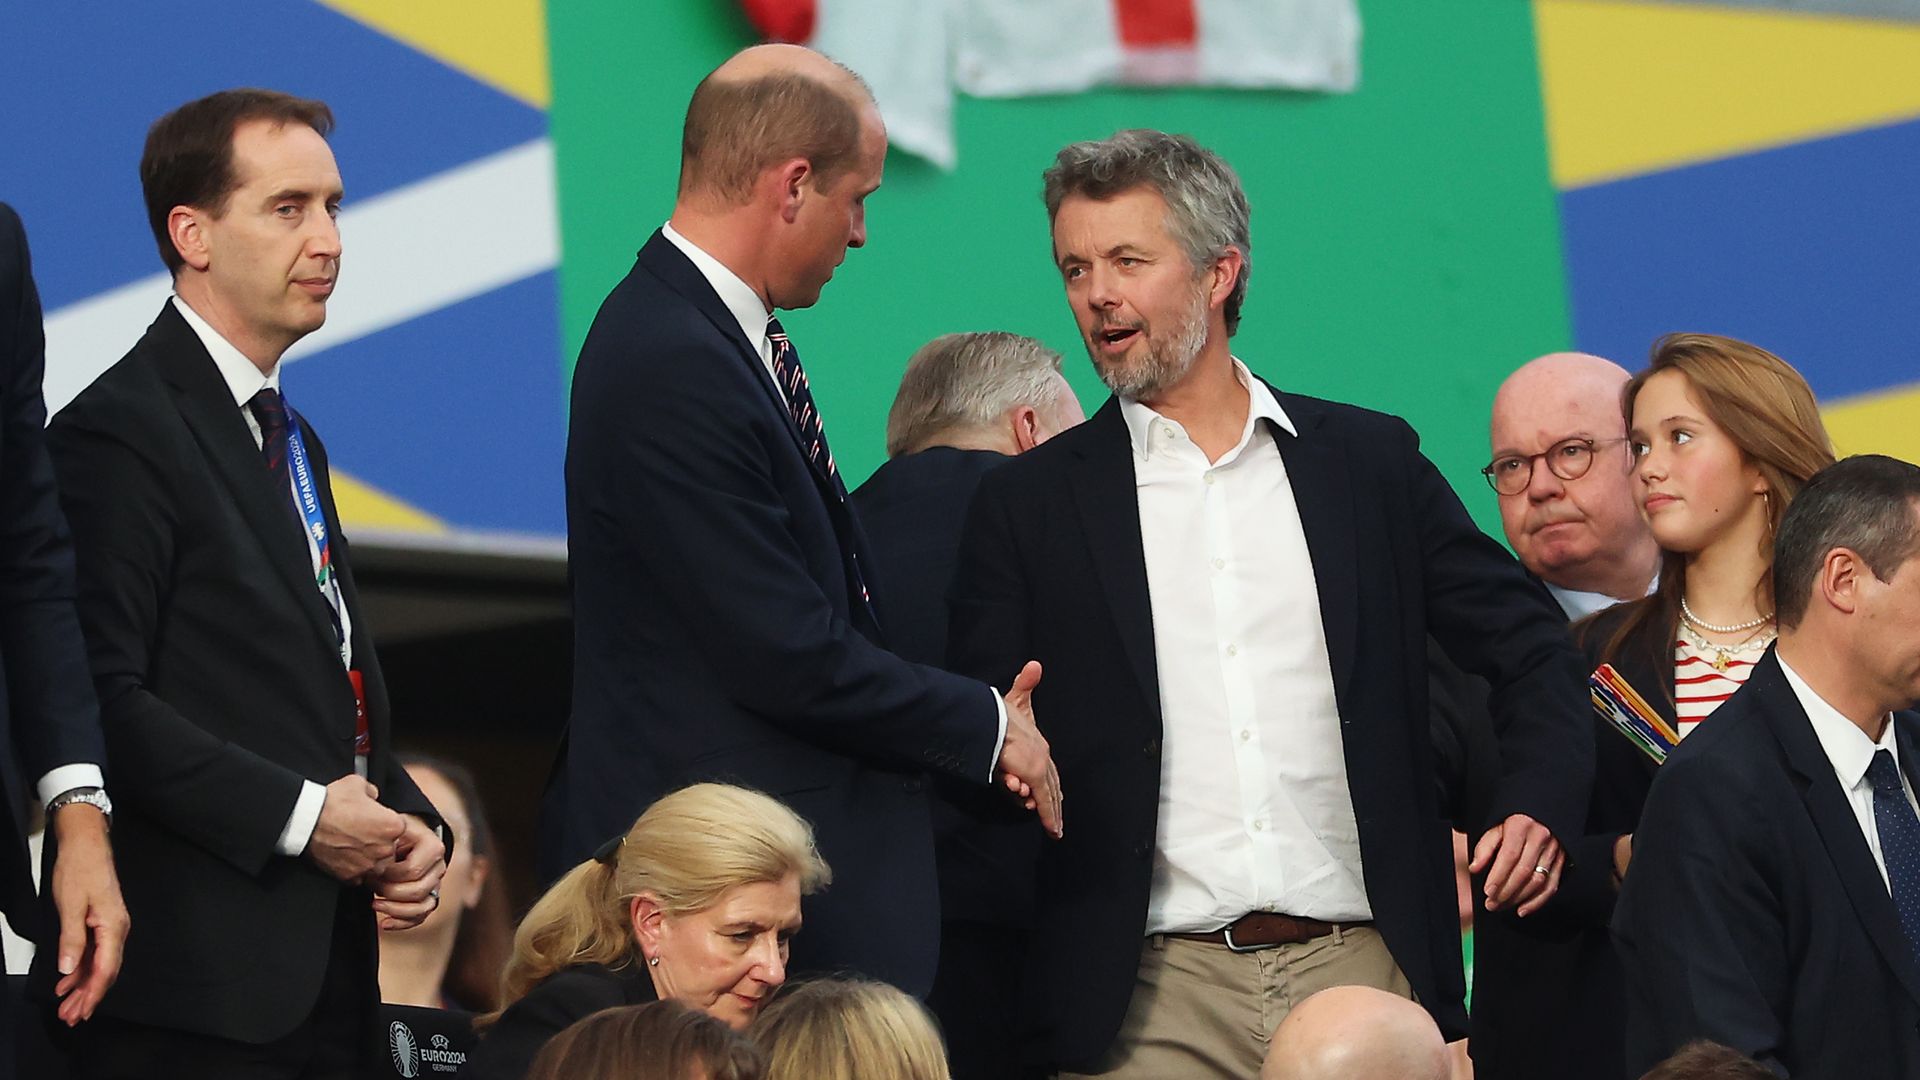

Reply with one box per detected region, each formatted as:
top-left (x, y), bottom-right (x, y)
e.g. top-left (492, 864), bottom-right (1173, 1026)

top-left (1058, 925), bottom-right (1411, 1080)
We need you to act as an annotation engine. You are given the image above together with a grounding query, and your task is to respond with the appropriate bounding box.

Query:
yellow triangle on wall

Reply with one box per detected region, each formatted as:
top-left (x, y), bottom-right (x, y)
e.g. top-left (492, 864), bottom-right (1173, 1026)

top-left (333, 469), bottom-right (449, 534)
top-left (1536, 0), bottom-right (1920, 188)
top-left (1824, 384), bottom-right (1920, 467)
top-left (316, 0), bottom-right (551, 109)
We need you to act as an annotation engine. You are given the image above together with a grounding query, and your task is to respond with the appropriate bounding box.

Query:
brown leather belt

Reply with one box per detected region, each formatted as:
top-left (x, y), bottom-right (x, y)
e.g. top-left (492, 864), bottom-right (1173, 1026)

top-left (1167, 912), bottom-right (1370, 953)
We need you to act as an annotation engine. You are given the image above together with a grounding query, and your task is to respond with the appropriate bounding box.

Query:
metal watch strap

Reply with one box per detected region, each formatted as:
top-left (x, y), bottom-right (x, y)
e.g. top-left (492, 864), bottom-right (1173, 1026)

top-left (47, 785), bottom-right (113, 824)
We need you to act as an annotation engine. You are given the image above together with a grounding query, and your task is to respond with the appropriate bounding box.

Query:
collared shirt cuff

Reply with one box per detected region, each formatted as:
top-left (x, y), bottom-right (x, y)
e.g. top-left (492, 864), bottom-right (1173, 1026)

top-left (988, 687), bottom-right (1009, 782)
top-left (277, 780), bottom-right (328, 857)
top-left (37, 764), bottom-right (105, 808)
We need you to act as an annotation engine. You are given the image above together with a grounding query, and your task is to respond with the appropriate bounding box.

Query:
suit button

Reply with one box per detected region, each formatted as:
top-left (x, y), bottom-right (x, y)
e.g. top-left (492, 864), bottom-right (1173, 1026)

top-left (1142, 738), bottom-right (1159, 757)
top-left (1132, 841), bottom-right (1151, 859)
top-left (903, 778), bottom-right (924, 794)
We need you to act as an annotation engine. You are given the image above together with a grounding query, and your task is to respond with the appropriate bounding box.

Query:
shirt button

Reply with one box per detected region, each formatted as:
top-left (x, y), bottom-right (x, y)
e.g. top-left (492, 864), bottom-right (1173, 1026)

top-left (1226, 644), bottom-right (1239, 657)
top-left (1240, 730), bottom-right (1251, 742)
top-left (1253, 820), bottom-right (1266, 832)
top-left (1204, 473), bottom-right (1216, 485)
top-left (1212, 557), bottom-right (1225, 570)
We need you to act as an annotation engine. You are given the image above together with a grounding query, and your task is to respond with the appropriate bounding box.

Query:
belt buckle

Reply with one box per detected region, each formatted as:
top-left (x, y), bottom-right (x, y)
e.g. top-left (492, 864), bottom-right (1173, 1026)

top-left (1221, 923), bottom-right (1267, 953)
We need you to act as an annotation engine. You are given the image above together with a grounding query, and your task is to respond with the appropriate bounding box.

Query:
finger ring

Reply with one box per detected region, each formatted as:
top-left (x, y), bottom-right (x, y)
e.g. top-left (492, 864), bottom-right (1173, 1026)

top-left (1532, 865), bottom-right (1548, 875)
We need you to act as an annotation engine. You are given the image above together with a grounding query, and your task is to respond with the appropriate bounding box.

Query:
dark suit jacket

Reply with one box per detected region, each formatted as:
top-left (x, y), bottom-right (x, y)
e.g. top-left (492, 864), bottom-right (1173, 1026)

top-left (949, 391), bottom-right (1594, 1068)
top-left (552, 232), bottom-right (1002, 996)
top-left (851, 446), bottom-right (1039, 927)
top-left (851, 446), bottom-right (1008, 669)
top-left (466, 963), bottom-right (656, 1080)
top-left (0, 203), bottom-right (104, 936)
top-left (1614, 649), bottom-right (1920, 1078)
top-left (41, 302), bottom-right (439, 1043)
top-left (1471, 601), bottom-right (1673, 1080)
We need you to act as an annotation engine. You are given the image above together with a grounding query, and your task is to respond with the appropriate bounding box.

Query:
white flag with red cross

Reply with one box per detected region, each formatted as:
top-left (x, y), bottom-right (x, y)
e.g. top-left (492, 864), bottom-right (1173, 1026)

top-left (740, 0), bottom-right (1360, 169)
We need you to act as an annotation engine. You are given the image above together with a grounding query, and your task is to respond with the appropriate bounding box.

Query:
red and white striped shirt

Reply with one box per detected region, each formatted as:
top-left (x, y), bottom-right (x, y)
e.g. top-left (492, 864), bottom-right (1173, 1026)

top-left (1673, 638), bottom-right (1766, 736)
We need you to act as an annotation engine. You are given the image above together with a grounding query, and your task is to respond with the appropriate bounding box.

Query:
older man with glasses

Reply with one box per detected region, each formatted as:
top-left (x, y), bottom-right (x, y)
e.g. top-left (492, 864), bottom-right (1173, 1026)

top-left (1465, 351), bottom-right (1660, 1080)
top-left (1484, 352), bottom-right (1660, 619)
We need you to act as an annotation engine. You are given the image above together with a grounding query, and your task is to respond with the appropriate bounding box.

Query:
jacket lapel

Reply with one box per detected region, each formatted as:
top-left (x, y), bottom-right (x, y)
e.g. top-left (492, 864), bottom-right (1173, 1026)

top-left (1067, 400), bottom-right (1161, 729)
top-left (149, 305), bottom-right (344, 660)
top-left (636, 233), bottom-right (879, 638)
top-left (637, 232), bottom-right (817, 471)
top-left (1270, 391), bottom-right (1359, 700)
top-left (1767, 654), bottom-right (1920, 1008)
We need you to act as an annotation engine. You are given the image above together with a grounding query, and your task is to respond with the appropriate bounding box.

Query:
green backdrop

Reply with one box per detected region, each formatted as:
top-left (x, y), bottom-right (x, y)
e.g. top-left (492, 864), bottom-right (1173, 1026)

top-left (546, 1), bottom-right (1572, 535)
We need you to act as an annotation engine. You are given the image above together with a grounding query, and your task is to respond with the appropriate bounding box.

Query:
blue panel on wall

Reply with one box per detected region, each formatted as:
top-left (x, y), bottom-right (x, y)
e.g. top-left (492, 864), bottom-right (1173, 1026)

top-left (1, 0), bottom-right (545, 310)
top-left (287, 270), bottom-right (567, 535)
top-left (1561, 116), bottom-right (1920, 403)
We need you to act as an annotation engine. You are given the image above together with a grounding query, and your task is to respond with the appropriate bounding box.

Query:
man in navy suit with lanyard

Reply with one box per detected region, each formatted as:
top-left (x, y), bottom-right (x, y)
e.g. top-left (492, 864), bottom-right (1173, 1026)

top-left (551, 44), bottom-right (1063, 997)
top-left (45, 89), bottom-right (447, 1079)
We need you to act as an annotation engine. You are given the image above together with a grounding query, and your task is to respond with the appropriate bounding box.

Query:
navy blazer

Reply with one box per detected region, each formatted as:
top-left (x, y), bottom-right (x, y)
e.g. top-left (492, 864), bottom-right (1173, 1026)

top-left (551, 231), bottom-right (1002, 995)
top-left (949, 391), bottom-right (1593, 1068)
top-left (851, 446), bottom-right (1008, 670)
top-left (852, 446), bottom-right (1042, 927)
top-left (0, 203), bottom-right (104, 935)
top-left (1614, 649), bottom-right (1920, 1078)
top-left (44, 301), bottom-right (440, 1043)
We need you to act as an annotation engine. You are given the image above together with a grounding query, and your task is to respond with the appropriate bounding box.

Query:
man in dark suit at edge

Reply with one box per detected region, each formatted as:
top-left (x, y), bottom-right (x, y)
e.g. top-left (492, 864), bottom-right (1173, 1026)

top-left (0, 203), bottom-right (129, 1048)
top-left (949, 130), bottom-right (1594, 1077)
top-left (1614, 455), bottom-right (1920, 1078)
top-left (44, 90), bottom-right (447, 1079)
top-left (551, 44), bottom-right (1063, 999)
top-left (850, 331), bottom-right (1082, 1079)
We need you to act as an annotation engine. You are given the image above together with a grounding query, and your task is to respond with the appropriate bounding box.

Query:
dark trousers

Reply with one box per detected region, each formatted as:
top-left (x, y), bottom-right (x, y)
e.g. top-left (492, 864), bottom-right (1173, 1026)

top-left (72, 891), bottom-right (376, 1080)
top-left (929, 920), bottom-right (1033, 1080)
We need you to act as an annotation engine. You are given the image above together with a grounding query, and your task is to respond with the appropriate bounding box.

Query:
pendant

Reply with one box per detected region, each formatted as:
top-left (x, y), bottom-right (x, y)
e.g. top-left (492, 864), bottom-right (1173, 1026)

top-left (1713, 650), bottom-right (1733, 673)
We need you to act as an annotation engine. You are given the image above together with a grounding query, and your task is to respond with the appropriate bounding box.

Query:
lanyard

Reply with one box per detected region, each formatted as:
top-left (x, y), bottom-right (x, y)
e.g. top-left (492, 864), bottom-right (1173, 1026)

top-left (283, 408), bottom-right (347, 666)
top-left (283, 406), bottom-right (369, 760)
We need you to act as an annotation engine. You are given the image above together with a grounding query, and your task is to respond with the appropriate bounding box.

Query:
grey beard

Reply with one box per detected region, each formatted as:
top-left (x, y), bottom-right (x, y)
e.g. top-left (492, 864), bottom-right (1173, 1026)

top-left (1092, 290), bottom-right (1210, 401)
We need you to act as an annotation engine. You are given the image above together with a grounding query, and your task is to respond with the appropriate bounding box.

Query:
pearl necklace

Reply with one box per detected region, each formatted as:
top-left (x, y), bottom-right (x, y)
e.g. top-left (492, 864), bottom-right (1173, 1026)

top-left (1680, 597), bottom-right (1771, 634)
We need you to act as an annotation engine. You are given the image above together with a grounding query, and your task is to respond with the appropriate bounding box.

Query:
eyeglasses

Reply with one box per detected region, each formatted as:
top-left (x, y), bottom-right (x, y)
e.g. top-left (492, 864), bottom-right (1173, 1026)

top-left (1481, 437), bottom-right (1629, 496)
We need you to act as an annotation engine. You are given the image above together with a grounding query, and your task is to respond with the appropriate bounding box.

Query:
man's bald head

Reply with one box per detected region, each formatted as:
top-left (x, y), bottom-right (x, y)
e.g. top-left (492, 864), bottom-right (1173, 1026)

top-left (1262, 986), bottom-right (1448, 1080)
top-left (1492, 352), bottom-right (1634, 432)
top-left (1489, 351), bottom-right (1658, 599)
top-left (680, 44), bottom-right (877, 206)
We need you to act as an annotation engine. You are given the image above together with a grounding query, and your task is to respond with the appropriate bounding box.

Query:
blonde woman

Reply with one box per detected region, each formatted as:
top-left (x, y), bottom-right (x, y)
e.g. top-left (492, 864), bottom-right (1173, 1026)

top-left (466, 784), bottom-right (830, 1080)
top-left (753, 977), bottom-right (950, 1080)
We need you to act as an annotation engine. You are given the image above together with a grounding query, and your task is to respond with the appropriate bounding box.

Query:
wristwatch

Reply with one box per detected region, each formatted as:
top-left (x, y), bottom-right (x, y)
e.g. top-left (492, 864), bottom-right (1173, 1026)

top-left (47, 786), bottom-right (113, 825)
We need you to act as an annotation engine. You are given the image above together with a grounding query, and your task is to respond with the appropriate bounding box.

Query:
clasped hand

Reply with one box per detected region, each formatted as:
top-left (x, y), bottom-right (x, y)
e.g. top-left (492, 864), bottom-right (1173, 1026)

top-left (307, 775), bottom-right (447, 930)
top-left (1468, 812), bottom-right (1563, 916)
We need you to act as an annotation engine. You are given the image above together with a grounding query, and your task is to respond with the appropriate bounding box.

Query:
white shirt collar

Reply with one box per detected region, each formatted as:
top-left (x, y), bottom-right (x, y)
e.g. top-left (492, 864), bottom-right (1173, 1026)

top-left (660, 221), bottom-right (773, 356)
top-left (1546, 573), bottom-right (1658, 621)
top-left (171, 295), bottom-right (280, 407)
top-left (1120, 358), bottom-right (1297, 461)
top-left (1780, 652), bottom-right (1899, 791)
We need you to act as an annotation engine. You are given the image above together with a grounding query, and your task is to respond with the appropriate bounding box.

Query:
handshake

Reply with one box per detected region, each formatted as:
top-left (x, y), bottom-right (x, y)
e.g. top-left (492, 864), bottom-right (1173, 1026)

top-left (993, 660), bottom-right (1065, 839)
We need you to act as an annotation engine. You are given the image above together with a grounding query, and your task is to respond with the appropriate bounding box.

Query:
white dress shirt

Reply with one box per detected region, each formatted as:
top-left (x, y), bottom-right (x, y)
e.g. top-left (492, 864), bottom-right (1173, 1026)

top-left (655, 225), bottom-right (1007, 774)
top-left (1546, 574), bottom-right (1659, 622)
top-left (1780, 654), bottom-right (1920, 893)
top-left (1126, 360), bottom-right (1370, 933)
top-left (172, 296), bottom-right (349, 856)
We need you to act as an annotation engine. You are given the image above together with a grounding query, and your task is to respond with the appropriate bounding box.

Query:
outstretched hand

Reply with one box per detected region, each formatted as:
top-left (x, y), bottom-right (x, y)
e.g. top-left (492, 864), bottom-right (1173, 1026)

top-left (995, 660), bottom-right (1063, 838)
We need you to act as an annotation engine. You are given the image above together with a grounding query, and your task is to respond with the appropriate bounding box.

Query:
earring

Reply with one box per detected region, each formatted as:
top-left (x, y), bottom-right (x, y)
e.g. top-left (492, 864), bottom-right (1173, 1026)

top-left (648, 956), bottom-right (660, 967)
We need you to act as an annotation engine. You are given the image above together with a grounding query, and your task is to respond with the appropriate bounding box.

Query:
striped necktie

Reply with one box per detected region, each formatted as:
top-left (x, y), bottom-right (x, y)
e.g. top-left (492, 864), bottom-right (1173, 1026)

top-left (764, 316), bottom-right (874, 617)
top-left (767, 316), bottom-right (845, 496)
